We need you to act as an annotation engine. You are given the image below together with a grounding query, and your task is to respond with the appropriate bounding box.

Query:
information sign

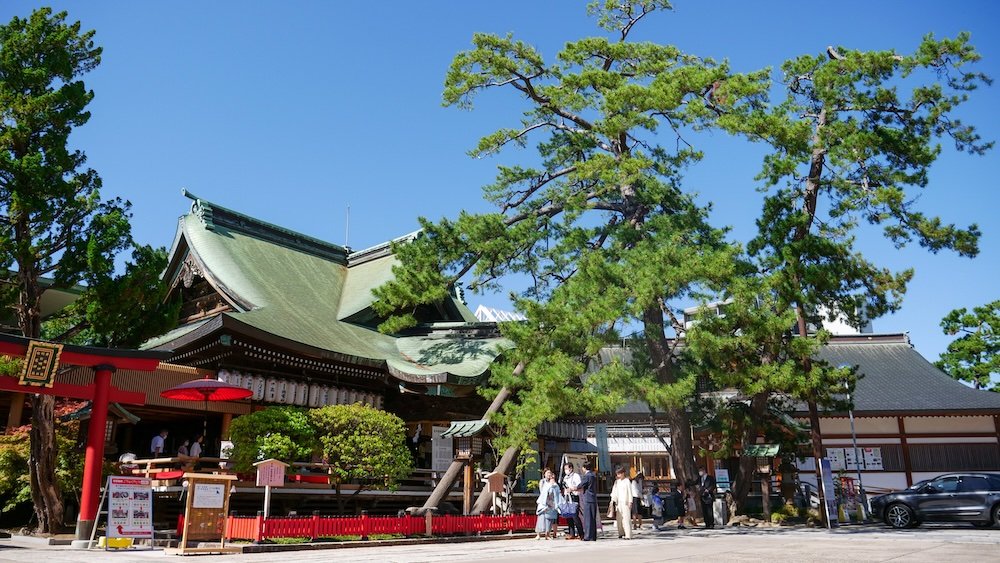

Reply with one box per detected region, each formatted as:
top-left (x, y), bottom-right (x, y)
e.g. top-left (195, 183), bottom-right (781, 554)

top-left (715, 468), bottom-right (731, 492)
top-left (106, 476), bottom-right (153, 539)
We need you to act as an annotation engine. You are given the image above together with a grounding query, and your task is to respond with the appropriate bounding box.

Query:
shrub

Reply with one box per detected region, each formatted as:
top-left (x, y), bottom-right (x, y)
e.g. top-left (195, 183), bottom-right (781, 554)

top-left (227, 406), bottom-right (315, 472)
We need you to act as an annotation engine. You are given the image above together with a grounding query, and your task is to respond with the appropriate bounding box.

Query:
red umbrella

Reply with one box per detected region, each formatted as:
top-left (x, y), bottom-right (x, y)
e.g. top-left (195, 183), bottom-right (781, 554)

top-left (161, 377), bottom-right (252, 441)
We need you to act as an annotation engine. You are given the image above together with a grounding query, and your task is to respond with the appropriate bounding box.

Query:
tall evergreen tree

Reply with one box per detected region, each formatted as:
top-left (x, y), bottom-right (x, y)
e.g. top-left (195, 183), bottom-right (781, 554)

top-left (936, 299), bottom-right (999, 392)
top-left (0, 8), bottom-right (136, 532)
top-left (713, 35), bottom-right (991, 517)
top-left (374, 1), bottom-right (763, 484)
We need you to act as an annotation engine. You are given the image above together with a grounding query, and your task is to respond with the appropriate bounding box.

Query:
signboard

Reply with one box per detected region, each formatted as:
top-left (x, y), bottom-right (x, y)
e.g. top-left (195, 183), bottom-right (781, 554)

top-left (191, 483), bottom-right (225, 509)
top-left (18, 341), bottom-right (63, 388)
top-left (827, 447), bottom-right (882, 471)
top-left (254, 459), bottom-right (287, 487)
top-left (862, 447), bottom-right (883, 470)
top-left (819, 458), bottom-right (839, 529)
top-left (715, 468), bottom-right (731, 492)
top-left (432, 426), bottom-right (453, 472)
top-left (106, 476), bottom-right (153, 539)
top-left (179, 473), bottom-right (239, 554)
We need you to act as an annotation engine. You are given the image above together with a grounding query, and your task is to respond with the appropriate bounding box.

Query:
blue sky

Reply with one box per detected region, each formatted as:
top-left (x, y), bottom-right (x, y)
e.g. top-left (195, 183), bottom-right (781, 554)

top-left (5, 1), bottom-right (998, 363)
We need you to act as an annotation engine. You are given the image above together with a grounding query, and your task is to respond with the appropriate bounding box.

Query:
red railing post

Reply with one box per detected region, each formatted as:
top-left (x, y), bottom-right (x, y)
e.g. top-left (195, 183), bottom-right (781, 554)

top-left (256, 511), bottom-right (265, 543)
top-left (361, 510), bottom-right (369, 540)
top-left (311, 511), bottom-right (320, 541)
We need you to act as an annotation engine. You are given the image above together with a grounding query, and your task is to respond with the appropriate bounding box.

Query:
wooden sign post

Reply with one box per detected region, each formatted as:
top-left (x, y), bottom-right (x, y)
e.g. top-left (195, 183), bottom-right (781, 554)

top-left (178, 473), bottom-right (239, 555)
top-left (253, 459), bottom-right (287, 519)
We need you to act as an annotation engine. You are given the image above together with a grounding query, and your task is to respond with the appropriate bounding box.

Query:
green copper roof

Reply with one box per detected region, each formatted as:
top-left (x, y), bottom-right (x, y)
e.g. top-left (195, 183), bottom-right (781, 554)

top-left (151, 194), bottom-right (508, 384)
top-left (441, 419), bottom-right (490, 438)
top-left (743, 444), bottom-right (780, 457)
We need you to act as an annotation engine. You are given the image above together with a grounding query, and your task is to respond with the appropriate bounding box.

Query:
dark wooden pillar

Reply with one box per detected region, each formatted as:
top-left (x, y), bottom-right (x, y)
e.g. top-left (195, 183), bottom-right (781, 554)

top-left (897, 417), bottom-right (912, 487)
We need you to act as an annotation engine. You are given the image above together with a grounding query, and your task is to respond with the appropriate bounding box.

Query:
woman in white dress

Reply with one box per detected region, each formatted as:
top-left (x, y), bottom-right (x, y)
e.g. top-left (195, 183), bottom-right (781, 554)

top-left (609, 466), bottom-right (633, 539)
top-left (534, 469), bottom-right (560, 539)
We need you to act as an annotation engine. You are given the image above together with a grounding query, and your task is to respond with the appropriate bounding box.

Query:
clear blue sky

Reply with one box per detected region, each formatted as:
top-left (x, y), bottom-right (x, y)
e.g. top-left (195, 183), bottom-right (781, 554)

top-left (5, 1), bottom-right (998, 362)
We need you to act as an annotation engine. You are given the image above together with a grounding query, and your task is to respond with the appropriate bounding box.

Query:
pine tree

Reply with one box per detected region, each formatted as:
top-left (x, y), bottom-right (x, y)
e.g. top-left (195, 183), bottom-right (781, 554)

top-left (374, 1), bottom-right (764, 485)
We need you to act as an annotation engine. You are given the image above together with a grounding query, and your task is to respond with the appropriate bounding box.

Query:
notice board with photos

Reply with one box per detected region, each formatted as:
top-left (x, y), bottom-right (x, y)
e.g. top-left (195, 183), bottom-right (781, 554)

top-left (178, 473), bottom-right (239, 555)
top-left (106, 476), bottom-right (153, 540)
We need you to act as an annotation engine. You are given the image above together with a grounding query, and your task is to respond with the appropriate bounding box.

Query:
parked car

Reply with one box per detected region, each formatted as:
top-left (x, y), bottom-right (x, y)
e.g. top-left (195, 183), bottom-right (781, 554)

top-left (870, 473), bottom-right (1000, 529)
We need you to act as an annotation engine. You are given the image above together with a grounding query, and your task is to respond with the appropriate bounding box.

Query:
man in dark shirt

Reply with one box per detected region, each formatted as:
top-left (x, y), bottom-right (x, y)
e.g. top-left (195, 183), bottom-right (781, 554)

top-left (579, 461), bottom-right (598, 541)
top-left (699, 467), bottom-right (717, 528)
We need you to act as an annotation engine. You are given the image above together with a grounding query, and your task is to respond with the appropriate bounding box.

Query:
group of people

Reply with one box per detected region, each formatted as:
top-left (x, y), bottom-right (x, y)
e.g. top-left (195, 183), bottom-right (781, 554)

top-left (534, 462), bottom-right (718, 542)
top-left (150, 429), bottom-right (205, 459)
top-left (534, 461), bottom-right (601, 541)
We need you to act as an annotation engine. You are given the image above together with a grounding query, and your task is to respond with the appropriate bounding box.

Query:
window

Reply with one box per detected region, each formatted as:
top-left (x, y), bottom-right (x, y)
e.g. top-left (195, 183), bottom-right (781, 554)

top-left (959, 476), bottom-right (990, 492)
top-left (931, 476), bottom-right (959, 493)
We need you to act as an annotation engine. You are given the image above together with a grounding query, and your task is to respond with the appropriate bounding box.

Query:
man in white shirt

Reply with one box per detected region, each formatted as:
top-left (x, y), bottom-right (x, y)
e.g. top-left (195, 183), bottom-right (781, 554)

top-left (150, 429), bottom-right (168, 456)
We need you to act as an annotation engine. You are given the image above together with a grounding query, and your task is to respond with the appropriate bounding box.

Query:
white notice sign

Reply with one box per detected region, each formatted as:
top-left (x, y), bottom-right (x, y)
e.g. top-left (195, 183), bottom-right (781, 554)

top-left (106, 476), bottom-right (153, 539)
top-left (432, 426), bottom-right (453, 472)
top-left (862, 447), bottom-right (883, 470)
top-left (192, 483), bottom-right (226, 509)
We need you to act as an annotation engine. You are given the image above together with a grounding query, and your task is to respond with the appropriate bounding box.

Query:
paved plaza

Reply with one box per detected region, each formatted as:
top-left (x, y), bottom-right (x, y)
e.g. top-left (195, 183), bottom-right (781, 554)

top-left (1, 524), bottom-right (999, 563)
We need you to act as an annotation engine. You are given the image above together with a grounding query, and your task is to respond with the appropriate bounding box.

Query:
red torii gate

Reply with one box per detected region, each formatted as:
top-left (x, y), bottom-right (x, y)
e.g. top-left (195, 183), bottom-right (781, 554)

top-left (0, 333), bottom-right (171, 543)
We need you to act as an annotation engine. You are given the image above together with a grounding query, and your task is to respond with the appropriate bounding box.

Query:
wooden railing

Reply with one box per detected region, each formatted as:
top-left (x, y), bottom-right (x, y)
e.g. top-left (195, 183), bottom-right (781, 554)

top-left (179, 512), bottom-right (540, 542)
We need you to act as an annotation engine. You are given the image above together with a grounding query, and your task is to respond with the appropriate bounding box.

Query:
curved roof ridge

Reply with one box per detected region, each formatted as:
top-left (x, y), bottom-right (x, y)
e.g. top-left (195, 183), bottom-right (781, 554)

top-left (182, 188), bottom-right (348, 264)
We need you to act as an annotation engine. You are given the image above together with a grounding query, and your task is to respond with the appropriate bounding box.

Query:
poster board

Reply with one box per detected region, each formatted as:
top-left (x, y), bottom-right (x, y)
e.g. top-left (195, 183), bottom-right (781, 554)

top-left (819, 459), bottom-right (839, 529)
top-left (178, 473), bottom-right (240, 555)
top-left (432, 426), bottom-right (453, 472)
top-left (106, 476), bottom-right (153, 541)
top-left (714, 469), bottom-right (731, 492)
top-left (828, 447), bottom-right (882, 471)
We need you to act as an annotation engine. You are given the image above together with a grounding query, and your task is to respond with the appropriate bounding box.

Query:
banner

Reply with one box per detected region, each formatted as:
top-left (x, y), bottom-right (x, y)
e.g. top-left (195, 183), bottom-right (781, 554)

top-left (107, 476), bottom-right (153, 539)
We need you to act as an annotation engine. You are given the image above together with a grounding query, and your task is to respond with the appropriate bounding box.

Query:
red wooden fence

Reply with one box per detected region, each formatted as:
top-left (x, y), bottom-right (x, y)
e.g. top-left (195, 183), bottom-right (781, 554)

top-left (179, 512), bottom-right (541, 542)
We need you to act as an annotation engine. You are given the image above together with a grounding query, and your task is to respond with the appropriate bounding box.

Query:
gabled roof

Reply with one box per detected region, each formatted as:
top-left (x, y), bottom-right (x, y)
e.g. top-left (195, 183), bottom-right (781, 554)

top-left (589, 334), bottom-right (1000, 417)
top-left (816, 333), bottom-right (1000, 413)
top-left (147, 192), bottom-right (508, 384)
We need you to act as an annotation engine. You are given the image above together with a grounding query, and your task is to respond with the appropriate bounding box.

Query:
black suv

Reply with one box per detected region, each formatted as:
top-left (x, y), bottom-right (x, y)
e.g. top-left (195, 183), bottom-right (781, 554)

top-left (870, 473), bottom-right (1000, 529)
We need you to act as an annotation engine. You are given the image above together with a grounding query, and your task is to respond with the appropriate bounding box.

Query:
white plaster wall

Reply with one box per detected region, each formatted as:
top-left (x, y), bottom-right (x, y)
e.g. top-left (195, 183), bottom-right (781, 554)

top-left (907, 436), bottom-right (998, 444)
top-left (822, 438), bottom-right (901, 446)
top-left (902, 415), bottom-right (995, 433)
top-left (819, 417), bottom-right (900, 435)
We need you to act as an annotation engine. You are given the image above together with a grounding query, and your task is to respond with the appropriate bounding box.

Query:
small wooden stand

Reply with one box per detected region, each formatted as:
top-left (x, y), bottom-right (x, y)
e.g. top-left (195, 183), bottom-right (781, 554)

top-left (177, 473), bottom-right (240, 555)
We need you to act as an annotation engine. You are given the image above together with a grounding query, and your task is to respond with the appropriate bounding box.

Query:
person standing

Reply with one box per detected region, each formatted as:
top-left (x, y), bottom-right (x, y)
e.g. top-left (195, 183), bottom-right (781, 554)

top-left (534, 469), bottom-right (560, 540)
top-left (177, 439), bottom-right (190, 457)
top-left (150, 429), bottom-right (168, 457)
top-left (631, 471), bottom-right (644, 530)
top-left (699, 467), bottom-right (717, 528)
top-left (677, 481), bottom-right (698, 529)
top-left (609, 466), bottom-right (633, 539)
top-left (579, 461), bottom-right (598, 541)
top-left (560, 462), bottom-right (583, 540)
top-left (189, 434), bottom-right (204, 458)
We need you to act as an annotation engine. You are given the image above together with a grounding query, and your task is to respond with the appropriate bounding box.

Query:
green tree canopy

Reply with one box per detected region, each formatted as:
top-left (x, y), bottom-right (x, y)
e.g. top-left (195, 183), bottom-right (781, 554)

top-left (695, 33), bottom-right (992, 515)
top-left (308, 404), bottom-right (412, 512)
top-left (936, 299), bottom-right (999, 392)
top-left (374, 0), bottom-right (763, 484)
top-left (226, 406), bottom-right (316, 473)
top-left (0, 7), bottom-right (148, 532)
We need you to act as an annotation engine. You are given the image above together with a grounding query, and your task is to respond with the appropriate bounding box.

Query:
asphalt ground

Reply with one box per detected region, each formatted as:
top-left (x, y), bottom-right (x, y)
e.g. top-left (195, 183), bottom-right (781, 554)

top-left (1, 523), bottom-right (998, 562)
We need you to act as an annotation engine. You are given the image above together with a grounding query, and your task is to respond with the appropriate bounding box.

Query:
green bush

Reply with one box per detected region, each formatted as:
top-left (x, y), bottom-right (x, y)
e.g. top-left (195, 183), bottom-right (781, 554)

top-left (308, 404), bottom-right (412, 490)
top-left (227, 406), bottom-right (316, 472)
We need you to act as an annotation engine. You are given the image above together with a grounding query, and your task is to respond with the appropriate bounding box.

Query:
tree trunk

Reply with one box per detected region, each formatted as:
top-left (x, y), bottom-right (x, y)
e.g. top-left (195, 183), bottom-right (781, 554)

top-left (730, 392), bottom-right (769, 513)
top-left (18, 272), bottom-right (65, 533)
top-left (28, 394), bottom-right (63, 532)
top-left (471, 445), bottom-right (518, 515)
top-left (641, 304), bottom-right (698, 485)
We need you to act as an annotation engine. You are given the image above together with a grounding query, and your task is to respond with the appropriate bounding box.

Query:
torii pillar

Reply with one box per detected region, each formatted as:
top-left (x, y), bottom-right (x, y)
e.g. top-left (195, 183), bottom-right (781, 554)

top-left (0, 333), bottom-right (169, 546)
